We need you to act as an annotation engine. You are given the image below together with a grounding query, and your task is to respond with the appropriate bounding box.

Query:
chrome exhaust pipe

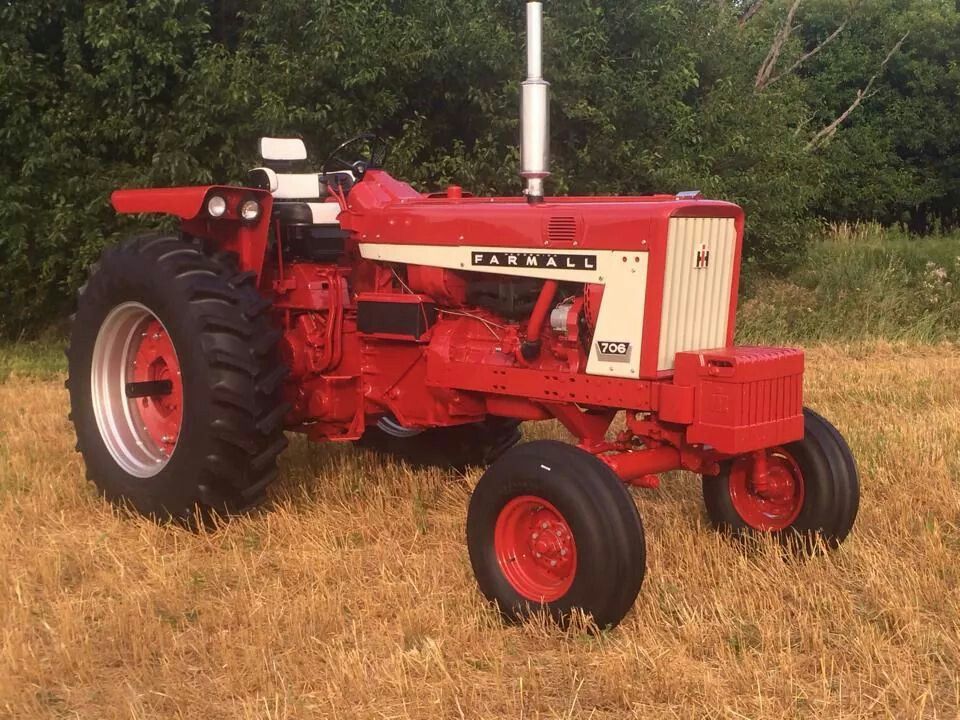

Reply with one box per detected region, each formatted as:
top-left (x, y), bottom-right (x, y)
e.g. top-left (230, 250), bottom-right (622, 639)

top-left (521, 1), bottom-right (550, 204)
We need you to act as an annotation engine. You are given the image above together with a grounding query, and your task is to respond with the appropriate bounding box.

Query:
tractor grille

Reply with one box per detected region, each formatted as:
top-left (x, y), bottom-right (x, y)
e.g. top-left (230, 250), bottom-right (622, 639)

top-left (658, 217), bottom-right (737, 371)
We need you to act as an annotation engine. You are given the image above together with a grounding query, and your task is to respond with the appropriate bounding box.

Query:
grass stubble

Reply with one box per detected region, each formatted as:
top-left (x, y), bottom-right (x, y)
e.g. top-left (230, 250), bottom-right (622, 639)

top-left (0, 341), bottom-right (958, 718)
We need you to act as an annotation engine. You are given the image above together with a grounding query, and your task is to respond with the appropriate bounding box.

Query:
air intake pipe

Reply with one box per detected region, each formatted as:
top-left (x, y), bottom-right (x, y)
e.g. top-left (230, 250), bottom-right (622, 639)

top-left (521, 1), bottom-right (550, 204)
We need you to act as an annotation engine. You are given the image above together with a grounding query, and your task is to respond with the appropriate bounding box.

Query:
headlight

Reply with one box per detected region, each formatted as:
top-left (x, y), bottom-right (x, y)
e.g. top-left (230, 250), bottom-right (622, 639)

top-left (240, 199), bottom-right (261, 222)
top-left (207, 195), bottom-right (227, 218)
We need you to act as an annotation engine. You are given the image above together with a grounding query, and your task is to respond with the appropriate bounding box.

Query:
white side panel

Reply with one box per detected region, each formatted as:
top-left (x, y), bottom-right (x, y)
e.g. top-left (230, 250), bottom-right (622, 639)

top-left (657, 217), bottom-right (736, 371)
top-left (359, 243), bottom-right (648, 378)
top-left (585, 254), bottom-right (647, 378)
top-left (307, 202), bottom-right (342, 224)
top-left (362, 243), bottom-right (605, 282)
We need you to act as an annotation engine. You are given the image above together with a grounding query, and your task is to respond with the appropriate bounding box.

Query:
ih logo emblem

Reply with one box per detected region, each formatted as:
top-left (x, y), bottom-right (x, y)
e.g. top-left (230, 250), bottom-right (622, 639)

top-left (695, 244), bottom-right (710, 270)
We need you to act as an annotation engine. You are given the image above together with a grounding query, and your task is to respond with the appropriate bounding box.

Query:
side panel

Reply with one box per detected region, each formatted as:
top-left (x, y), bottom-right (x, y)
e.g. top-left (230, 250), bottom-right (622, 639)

top-left (585, 254), bottom-right (648, 379)
top-left (358, 243), bottom-right (649, 379)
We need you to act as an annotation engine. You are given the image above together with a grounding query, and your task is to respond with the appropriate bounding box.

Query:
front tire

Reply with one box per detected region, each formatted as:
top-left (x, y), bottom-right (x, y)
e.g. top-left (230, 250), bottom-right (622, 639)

top-left (67, 234), bottom-right (289, 523)
top-left (702, 408), bottom-right (859, 549)
top-left (467, 440), bottom-right (646, 629)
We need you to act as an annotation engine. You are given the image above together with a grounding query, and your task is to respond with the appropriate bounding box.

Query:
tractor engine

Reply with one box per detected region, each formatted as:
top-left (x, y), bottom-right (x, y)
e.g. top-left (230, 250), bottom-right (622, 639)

top-left (259, 158), bottom-right (751, 451)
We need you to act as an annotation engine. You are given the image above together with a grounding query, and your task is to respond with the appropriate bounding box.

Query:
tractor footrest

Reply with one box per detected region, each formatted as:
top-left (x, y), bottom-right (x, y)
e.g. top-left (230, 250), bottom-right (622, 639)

top-left (666, 347), bottom-right (805, 455)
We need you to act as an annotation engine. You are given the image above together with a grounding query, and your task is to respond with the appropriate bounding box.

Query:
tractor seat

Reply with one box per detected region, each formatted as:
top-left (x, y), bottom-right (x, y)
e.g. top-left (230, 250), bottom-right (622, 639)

top-left (246, 168), bottom-right (342, 224)
top-left (248, 137), bottom-right (346, 225)
top-left (248, 137), bottom-right (349, 261)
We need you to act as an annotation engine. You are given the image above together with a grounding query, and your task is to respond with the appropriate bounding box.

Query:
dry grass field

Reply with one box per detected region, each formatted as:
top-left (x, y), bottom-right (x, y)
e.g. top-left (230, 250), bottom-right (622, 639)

top-left (1, 341), bottom-right (958, 719)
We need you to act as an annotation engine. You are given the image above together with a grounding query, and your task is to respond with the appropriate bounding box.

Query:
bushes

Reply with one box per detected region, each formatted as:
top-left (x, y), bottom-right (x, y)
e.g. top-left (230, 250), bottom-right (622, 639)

top-left (1, 1), bottom-right (958, 336)
top-left (737, 224), bottom-right (960, 344)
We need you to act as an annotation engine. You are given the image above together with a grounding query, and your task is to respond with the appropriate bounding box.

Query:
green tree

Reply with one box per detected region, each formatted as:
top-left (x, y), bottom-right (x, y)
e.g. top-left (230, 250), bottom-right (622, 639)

top-left (1, 0), bottom-right (956, 336)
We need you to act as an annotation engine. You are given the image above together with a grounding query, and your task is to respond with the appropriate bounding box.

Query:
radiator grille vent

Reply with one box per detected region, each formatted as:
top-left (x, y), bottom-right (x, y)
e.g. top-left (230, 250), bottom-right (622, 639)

top-left (658, 217), bottom-right (737, 371)
top-left (547, 216), bottom-right (578, 243)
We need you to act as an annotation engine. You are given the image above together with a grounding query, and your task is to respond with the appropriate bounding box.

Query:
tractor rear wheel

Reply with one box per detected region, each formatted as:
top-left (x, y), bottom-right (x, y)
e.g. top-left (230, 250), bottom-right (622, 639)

top-left (66, 234), bottom-right (289, 524)
top-left (358, 418), bottom-right (522, 470)
top-left (701, 408), bottom-right (859, 549)
top-left (467, 440), bottom-right (646, 629)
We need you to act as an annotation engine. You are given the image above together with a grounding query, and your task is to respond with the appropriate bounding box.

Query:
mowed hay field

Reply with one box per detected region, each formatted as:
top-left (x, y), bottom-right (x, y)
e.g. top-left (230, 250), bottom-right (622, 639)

top-left (1, 342), bottom-right (959, 719)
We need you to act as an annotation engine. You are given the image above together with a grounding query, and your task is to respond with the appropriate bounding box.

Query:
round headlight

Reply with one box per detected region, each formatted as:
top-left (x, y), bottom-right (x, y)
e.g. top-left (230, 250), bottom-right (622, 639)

top-left (240, 199), bottom-right (261, 222)
top-left (207, 195), bottom-right (227, 218)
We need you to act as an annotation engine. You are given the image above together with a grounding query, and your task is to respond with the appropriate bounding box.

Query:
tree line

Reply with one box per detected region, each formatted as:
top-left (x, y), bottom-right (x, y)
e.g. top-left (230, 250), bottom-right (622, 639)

top-left (1, 0), bottom-right (957, 336)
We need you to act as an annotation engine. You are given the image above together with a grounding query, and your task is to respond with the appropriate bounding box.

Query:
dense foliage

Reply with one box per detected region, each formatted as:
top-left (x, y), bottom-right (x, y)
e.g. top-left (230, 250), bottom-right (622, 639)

top-left (1, 0), bottom-right (957, 336)
top-left (737, 225), bottom-right (960, 344)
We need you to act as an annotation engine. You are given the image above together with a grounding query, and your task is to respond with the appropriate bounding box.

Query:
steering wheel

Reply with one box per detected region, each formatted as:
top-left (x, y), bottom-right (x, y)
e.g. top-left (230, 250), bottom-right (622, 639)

top-left (320, 132), bottom-right (390, 179)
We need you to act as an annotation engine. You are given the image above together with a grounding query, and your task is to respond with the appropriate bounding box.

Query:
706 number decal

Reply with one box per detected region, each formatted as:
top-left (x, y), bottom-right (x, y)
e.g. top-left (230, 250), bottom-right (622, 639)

top-left (596, 340), bottom-right (632, 363)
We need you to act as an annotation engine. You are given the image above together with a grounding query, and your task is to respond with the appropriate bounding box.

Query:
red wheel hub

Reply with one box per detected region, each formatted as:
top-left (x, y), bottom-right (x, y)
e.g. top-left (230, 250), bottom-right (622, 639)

top-left (130, 319), bottom-right (183, 456)
top-left (494, 495), bottom-right (577, 602)
top-left (728, 447), bottom-right (805, 531)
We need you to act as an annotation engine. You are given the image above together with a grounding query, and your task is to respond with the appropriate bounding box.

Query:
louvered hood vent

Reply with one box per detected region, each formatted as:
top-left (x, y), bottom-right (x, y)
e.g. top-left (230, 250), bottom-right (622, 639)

top-left (546, 216), bottom-right (578, 244)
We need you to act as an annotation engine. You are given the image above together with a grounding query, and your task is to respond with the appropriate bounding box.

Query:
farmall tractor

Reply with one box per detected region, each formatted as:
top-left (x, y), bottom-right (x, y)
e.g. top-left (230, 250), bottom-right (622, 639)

top-left (67, 2), bottom-right (859, 628)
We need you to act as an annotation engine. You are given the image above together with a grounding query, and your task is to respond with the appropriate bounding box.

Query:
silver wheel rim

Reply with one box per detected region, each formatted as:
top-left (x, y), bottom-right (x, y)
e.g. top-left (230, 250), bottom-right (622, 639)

top-left (90, 302), bottom-right (182, 478)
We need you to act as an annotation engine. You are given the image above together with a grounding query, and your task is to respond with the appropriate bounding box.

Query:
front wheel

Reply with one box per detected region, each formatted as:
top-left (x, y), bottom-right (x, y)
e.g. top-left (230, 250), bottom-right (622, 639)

top-left (467, 440), bottom-right (646, 629)
top-left (702, 408), bottom-right (859, 549)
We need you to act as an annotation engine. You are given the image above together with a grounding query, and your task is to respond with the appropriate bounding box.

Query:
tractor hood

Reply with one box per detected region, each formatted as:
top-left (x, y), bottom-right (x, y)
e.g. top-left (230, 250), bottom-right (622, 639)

top-left (341, 170), bottom-right (743, 253)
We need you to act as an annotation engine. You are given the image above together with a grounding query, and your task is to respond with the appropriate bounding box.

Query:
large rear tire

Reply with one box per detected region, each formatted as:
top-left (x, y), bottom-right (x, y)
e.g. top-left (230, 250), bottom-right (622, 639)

top-left (467, 440), bottom-right (646, 629)
top-left (67, 234), bottom-right (289, 523)
top-left (702, 408), bottom-right (859, 549)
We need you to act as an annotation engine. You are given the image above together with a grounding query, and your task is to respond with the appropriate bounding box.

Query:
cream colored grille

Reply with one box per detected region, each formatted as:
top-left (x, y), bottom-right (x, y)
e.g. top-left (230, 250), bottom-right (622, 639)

top-left (657, 217), bottom-right (737, 371)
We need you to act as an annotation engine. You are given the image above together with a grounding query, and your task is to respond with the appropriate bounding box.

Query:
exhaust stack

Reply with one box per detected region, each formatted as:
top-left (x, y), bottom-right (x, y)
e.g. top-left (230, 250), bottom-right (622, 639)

top-left (521, 1), bottom-right (550, 204)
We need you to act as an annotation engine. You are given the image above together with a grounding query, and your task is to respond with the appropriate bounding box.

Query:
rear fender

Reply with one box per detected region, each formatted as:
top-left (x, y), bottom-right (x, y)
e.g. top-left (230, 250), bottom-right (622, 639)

top-left (110, 185), bottom-right (274, 281)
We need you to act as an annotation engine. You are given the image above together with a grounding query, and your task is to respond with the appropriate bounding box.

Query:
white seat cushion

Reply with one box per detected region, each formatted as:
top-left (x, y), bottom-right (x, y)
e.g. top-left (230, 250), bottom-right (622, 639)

top-left (249, 167), bottom-right (322, 199)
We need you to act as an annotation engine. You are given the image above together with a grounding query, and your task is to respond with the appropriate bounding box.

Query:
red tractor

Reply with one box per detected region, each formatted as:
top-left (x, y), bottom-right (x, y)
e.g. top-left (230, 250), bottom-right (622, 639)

top-left (67, 2), bottom-right (858, 629)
